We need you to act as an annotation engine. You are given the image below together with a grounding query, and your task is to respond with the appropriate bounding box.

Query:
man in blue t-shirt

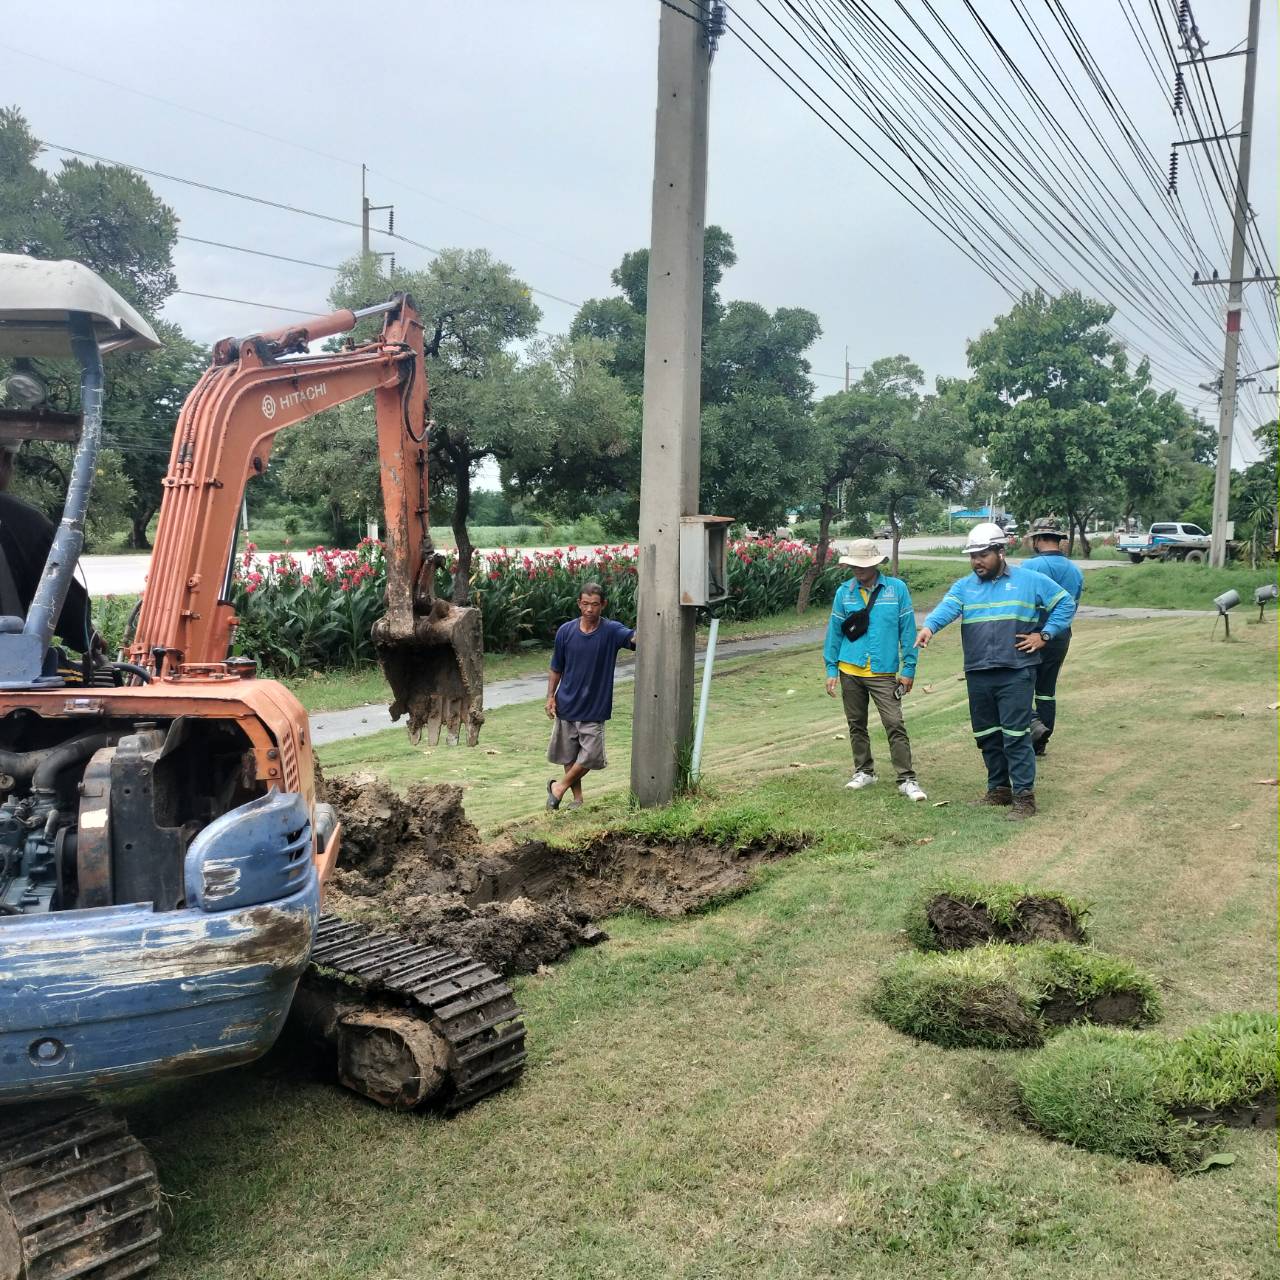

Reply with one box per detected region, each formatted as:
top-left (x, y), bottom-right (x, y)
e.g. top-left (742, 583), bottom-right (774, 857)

top-left (545, 582), bottom-right (636, 809)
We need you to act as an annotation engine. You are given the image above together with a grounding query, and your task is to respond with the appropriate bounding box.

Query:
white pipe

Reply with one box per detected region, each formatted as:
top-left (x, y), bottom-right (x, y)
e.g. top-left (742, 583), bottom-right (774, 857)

top-left (690, 615), bottom-right (719, 784)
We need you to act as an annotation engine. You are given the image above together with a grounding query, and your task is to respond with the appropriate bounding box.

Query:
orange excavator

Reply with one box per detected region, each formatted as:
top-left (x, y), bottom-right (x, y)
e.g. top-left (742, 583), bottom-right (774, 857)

top-left (0, 256), bottom-right (522, 1280)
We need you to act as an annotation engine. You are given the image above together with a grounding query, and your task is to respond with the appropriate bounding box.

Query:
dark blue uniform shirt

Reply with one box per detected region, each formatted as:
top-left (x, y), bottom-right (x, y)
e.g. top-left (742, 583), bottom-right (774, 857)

top-left (550, 618), bottom-right (636, 722)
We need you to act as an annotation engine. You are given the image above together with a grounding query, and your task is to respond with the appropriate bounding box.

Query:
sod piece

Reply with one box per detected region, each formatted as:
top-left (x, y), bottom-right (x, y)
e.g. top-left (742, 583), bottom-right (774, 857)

top-left (1016, 1013), bottom-right (1278, 1172)
top-left (868, 942), bottom-right (1161, 1050)
top-left (903, 877), bottom-right (1090, 951)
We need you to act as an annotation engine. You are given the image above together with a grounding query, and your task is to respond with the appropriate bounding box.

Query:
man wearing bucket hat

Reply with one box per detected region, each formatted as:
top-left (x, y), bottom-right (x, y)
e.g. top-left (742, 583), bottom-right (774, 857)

top-left (915, 522), bottom-right (1076, 820)
top-left (1022, 517), bottom-right (1084, 755)
top-left (823, 538), bottom-right (926, 801)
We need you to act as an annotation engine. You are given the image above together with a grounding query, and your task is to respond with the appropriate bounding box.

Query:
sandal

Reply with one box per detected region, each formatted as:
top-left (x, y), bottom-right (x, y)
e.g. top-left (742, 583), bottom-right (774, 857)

top-left (546, 779), bottom-right (562, 810)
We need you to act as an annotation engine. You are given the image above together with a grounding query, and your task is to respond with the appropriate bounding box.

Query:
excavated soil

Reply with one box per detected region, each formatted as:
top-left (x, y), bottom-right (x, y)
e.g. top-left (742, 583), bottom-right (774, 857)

top-left (321, 775), bottom-right (803, 975)
top-left (1039, 987), bottom-right (1148, 1028)
top-left (925, 894), bottom-right (1086, 950)
top-left (1172, 1089), bottom-right (1278, 1130)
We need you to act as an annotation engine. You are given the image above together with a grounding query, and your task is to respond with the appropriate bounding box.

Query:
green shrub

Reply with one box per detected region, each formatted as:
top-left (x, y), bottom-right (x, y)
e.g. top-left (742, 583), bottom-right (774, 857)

top-left (230, 536), bottom-right (845, 674)
top-left (1016, 1013), bottom-right (1277, 1172)
top-left (869, 943), bottom-right (1161, 1050)
top-left (95, 593), bottom-right (141, 656)
top-left (903, 877), bottom-right (1090, 952)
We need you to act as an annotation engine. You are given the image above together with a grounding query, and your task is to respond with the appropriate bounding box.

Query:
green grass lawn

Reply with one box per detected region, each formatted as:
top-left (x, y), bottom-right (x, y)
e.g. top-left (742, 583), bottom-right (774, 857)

top-left (131, 610), bottom-right (1278, 1279)
top-left (1079, 562), bottom-right (1277, 611)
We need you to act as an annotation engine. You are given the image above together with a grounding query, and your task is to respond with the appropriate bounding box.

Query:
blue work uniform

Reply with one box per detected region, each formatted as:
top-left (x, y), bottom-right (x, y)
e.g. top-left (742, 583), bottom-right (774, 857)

top-left (923, 565), bottom-right (1076, 795)
top-left (1021, 550), bottom-right (1085, 748)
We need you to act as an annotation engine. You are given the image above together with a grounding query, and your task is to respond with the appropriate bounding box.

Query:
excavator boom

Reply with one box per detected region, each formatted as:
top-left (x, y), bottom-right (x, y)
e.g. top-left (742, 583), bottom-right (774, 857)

top-left (129, 295), bottom-right (483, 744)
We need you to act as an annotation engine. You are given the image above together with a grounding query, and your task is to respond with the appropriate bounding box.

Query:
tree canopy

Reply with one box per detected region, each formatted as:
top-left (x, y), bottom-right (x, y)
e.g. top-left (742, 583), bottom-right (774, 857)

top-left (965, 288), bottom-right (1192, 552)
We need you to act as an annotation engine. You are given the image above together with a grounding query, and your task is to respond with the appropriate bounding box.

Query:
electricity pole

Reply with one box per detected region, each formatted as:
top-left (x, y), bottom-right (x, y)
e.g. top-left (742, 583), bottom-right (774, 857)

top-left (1206, 0), bottom-right (1261, 568)
top-left (630, 2), bottom-right (713, 807)
top-left (361, 163), bottom-right (396, 276)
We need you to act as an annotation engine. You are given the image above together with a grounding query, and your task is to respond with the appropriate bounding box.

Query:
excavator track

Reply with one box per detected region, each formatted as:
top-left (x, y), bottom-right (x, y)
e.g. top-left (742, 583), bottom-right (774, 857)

top-left (306, 914), bottom-right (527, 1112)
top-left (0, 1104), bottom-right (160, 1280)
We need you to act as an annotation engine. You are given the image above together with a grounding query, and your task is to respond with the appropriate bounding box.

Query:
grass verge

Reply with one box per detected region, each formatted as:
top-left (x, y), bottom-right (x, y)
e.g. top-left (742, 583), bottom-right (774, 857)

top-left (1016, 1013), bottom-right (1278, 1173)
top-left (134, 613), bottom-right (1275, 1280)
top-left (868, 942), bottom-right (1162, 1049)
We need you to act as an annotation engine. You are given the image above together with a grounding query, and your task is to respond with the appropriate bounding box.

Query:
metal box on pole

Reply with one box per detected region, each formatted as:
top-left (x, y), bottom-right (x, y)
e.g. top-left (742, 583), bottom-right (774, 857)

top-left (679, 515), bottom-right (733, 606)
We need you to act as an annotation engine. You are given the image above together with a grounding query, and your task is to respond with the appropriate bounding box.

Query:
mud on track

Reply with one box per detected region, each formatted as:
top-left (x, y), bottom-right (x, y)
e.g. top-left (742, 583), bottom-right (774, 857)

top-left (322, 775), bottom-right (804, 975)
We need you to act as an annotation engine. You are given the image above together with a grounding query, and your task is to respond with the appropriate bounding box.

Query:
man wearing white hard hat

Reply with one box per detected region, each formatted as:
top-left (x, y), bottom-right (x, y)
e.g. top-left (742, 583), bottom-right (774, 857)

top-left (915, 522), bottom-right (1076, 820)
top-left (823, 538), bottom-right (926, 801)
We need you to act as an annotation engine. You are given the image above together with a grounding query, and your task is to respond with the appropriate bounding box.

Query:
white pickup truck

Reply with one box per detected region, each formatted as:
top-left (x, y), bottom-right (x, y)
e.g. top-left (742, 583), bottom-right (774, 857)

top-left (1115, 522), bottom-right (1211, 563)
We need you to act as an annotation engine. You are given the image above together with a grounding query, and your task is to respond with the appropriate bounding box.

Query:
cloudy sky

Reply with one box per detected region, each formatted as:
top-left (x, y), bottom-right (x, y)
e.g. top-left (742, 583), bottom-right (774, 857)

top-left (6, 1), bottom-right (1275, 467)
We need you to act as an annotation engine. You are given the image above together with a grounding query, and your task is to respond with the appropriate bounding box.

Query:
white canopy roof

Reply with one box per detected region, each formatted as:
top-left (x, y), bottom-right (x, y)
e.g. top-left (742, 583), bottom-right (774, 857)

top-left (0, 254), bottom-right (161, 357)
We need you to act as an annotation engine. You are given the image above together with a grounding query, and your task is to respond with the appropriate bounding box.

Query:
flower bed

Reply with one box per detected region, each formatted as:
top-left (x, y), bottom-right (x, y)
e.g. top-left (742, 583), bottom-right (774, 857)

top-left (229, 536), bottom-right (844, 675)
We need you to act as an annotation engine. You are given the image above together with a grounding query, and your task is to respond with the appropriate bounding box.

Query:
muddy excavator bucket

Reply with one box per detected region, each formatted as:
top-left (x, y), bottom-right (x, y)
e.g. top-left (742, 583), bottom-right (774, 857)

top-left (373, 601), bottom-right (485, 747)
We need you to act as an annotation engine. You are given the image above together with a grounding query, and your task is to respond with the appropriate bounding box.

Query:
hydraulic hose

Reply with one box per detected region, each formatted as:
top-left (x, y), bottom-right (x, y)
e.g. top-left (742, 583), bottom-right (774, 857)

top-left (30, 733), bottom-right (110, 791)
top-left (0, 733), bottom-right (112, 790)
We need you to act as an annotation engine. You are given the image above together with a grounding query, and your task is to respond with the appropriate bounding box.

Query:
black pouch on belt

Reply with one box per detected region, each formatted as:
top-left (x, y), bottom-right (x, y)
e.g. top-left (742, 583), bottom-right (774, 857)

top-left (840, 583), bottom-right (883, 641)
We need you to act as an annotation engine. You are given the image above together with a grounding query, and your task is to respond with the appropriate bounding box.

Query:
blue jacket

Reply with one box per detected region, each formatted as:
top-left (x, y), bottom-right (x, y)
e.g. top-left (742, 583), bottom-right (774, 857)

top-left (1022, 552), bottom-right (1084, 632)
top-left (923, 565), bottom-right (1077, 672)
top-left (823, 573), bottom-right (918, 679)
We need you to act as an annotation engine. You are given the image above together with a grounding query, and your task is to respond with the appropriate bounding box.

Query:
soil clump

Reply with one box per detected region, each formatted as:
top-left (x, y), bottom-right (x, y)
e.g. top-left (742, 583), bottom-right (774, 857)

top-left (322, 775), bottom-right (802, 975)
top-left (924, 893), bottom-right (1085, 950)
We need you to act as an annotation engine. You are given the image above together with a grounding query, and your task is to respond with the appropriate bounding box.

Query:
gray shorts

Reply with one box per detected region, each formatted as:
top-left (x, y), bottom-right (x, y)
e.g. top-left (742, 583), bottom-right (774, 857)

top-left (548, 719), bottom-right (607, 770)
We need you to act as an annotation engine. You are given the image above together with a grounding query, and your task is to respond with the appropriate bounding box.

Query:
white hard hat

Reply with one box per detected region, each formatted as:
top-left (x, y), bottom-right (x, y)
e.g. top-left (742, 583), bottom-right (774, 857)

top-left (964, 522), bottom-right (1009, 554)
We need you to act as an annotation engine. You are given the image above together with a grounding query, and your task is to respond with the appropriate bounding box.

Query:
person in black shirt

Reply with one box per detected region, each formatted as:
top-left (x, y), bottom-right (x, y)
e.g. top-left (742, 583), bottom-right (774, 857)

top-left (0, 446), bottom-right (95, 652)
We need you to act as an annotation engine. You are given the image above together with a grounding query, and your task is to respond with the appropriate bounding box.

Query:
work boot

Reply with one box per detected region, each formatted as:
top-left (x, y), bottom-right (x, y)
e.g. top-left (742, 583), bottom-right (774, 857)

top-left (970, 786), bottom-right (1013, 807)
top-left (1030, 719), bottom-right (1050, 757)
top-left (1005, 790), bottom-right (1037, 821)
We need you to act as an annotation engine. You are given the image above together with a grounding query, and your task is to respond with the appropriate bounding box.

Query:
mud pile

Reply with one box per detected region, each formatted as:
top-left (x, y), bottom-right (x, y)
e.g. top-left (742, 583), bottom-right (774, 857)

top-left (322, 775), bottom-right (802, 974)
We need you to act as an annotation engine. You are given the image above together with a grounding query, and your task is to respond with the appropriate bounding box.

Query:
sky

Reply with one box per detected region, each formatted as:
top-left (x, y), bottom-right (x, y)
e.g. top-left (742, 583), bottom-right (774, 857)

top-left (4, 0), bottom-right (1276, 475)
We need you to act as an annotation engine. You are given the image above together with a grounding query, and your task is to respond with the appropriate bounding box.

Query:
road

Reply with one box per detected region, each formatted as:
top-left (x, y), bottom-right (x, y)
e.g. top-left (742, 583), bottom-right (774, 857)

top-left (309, 602), bottom-right (1199, 747)
top-left (77, 534), bottom-right (1126, 596)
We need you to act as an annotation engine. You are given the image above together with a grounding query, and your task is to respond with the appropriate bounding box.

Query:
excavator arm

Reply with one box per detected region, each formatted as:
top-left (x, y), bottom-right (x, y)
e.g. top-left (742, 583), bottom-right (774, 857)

top-left (129, 295), bottom-right (483, 745)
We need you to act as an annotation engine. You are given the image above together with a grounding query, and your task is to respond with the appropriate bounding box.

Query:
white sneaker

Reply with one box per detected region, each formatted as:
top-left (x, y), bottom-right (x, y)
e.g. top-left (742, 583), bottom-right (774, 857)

top-left (898, 779), bottom-right (927, 802)
top-left (845, 771), bottom-right (878, 790)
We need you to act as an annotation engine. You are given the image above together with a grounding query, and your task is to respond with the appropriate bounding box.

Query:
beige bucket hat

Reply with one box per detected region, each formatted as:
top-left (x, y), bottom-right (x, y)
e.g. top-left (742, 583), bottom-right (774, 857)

top-left (838, 538), bottom-right (886, 569)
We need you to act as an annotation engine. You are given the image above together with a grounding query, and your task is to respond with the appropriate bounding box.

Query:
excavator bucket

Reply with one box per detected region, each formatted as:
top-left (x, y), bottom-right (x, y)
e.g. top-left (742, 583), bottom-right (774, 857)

top-left (373, 602), bottom-right (485, 747)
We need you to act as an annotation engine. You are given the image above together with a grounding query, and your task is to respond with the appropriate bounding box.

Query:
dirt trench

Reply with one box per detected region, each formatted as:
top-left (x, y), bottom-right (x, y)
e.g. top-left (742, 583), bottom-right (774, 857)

top-left (321, 775), bottom-right (802, 975)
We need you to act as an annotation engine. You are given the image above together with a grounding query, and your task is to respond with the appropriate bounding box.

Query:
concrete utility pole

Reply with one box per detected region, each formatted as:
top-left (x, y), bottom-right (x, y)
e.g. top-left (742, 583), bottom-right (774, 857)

top-left (1208, 0), bottom-right (1261, 568)
top-left (630, 2), bottom-right (712, 807)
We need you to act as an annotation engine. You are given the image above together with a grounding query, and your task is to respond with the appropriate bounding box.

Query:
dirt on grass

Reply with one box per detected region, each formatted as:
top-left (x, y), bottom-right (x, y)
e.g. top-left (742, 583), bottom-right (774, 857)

top-left (924, 894), bottom-right (1085, 949)
top-left (321, 774), bottom-right (803, 974)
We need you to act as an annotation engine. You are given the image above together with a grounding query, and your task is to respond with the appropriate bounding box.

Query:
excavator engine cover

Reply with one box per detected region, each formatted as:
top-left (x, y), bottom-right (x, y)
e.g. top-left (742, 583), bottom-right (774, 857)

top-left (373, 601), bottom-right (484, 747)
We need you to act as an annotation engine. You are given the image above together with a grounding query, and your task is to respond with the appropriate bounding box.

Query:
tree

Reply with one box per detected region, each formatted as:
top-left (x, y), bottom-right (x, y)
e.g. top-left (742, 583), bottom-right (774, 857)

top-left (870, 389), bottom-right (970, 574)
top-left (570, 227), bottom-right (821, 528)
top-left (0, 107), bottom-right (198, 546)
top-left (965, 289), bottom-right (1188, 555)
top-left (280, 255), bottom-right (636, 600)
top-left (795, 356), bottom-right (922, 612)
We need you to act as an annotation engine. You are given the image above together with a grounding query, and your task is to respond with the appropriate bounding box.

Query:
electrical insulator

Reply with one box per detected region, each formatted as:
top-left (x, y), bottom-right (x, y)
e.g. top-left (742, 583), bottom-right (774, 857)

top-left (706, 1), bottom-right (727, 56)
top-left (1167, 149), bottom-right (1179, 196)
top-left (387, 209), bottom-right (395, 234)
top-left (1172, 71), bottom-right (1184, 115)
top-left (1177, 0), bottom-right (1191, 34)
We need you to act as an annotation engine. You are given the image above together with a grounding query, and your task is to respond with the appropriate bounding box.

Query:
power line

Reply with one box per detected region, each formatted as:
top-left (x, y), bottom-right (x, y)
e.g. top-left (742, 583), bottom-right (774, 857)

top-left (177, 235), bottom-right (340, 273)
top-left (3, 37), bottom-right (609, 273)
top-left (175, 290), bottom-right (316, 316)
top-left (41, 143), bottom-right (582, 310)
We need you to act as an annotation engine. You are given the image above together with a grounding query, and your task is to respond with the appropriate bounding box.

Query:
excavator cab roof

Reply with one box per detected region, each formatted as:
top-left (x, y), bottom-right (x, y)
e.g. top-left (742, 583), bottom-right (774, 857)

top-left (0, 253), bottom-right (160, 357)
